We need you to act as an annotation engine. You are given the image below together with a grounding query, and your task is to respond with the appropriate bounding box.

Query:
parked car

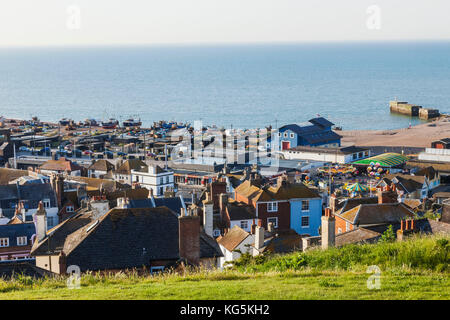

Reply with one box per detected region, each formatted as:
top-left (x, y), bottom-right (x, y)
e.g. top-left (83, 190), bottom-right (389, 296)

top-left (83, 150), bottom-right (93, 155)
top-left (117, 151), bottom-right (127, 156)
top-left (18, 146), bottom-right (30, 152)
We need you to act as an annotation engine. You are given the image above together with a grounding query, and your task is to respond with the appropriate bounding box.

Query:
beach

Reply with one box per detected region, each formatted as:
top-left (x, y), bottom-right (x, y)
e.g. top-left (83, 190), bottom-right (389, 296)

top-left (340, 116), bottom-right (450, 148)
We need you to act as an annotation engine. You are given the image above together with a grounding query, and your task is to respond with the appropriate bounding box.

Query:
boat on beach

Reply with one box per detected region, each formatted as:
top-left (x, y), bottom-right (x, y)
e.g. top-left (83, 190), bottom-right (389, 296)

top-left (101, 118), bottom-right (119, 129)
top-left (122, 118), bottom-right (142, 127)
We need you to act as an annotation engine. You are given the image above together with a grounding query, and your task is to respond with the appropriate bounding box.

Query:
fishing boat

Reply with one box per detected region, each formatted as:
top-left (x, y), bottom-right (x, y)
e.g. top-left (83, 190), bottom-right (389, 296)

top-left (101, 118), bottom-right (119, 129)
top-left (122, 118), bottom-right (142, 127)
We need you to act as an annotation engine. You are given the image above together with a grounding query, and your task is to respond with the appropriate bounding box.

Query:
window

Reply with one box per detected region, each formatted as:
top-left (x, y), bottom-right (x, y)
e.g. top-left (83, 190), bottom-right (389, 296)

top-left (213, 229), bottom-right (221, 237)
top-left (160, 177), bottom-right (164, 184)
top-left (346, 221), bottom-right (351, 232)
top-left (338, 228), bottom-right (342, 234)
top-left (47, 216), bottom-right (54, 227)
top-left (43, 198), bottom-right (51, 208)
top-left (352, 153), bottom-right (357, 160)
top-left (290, 133), bottom-right (294, 138)
top-left (0, 238), bottom-right (9, 247)
top-left (240, 220), bottom-right (248, 229)
top-left (166, 176), bottom-right (170, 184)
top-left (66, 206), bottom-right (74, 213)
top-left (301, 216), bottom-right (310, 227)
top-left (267, 202), bottom-right (278, 212)
top-left (301, 200), bottom-right (309, 211)
top-left (267, 217), bottom-right (278, 228)
top-left (278, 132), bottom-right (281, 137)
top-left (17, 236), bottom-right (27, 246)
top-left (284, 132), bottom-right (288, 138)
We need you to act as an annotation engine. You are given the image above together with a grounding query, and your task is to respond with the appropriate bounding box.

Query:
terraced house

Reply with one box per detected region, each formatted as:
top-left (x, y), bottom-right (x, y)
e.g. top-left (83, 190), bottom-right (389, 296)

top-left (234, 176), bottom-right (323, 236)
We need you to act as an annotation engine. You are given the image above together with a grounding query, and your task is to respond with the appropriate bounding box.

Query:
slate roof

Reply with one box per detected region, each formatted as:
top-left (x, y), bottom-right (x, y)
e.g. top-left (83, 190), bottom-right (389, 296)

top-left (32, 207), bottom-right (222, 271)
top-left (337, 203), bottom-right (415, 226)
top-left (226, 201), bottom-right (256, 221)
top-left (0, 222), bottom-right (35, 246)
top-left (66, 176), bottom-right (126, 193)
top-left (335, 228), bottom-right (381, 247)
top-left (0, 261), bottom-right (51, 279)
top-left (279, 118), bottom-right (341, 145)
top-left (334, 197), bottom-right (378, 215)
top-left (308, 117), bottom-right (334, 128)
top-left (128, 196), bottom-right (185, 215)
top-left (259, 229), bottom-right (303, 253)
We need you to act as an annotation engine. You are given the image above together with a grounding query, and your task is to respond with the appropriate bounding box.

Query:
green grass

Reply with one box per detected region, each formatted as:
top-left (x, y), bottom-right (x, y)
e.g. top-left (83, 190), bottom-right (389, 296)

top-left (0, 235), bottom-right (448, 300)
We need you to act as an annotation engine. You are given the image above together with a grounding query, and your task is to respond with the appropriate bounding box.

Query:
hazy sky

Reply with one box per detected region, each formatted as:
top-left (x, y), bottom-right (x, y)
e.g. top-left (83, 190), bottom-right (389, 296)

top-left (1, 0), bottom-right (449, 47)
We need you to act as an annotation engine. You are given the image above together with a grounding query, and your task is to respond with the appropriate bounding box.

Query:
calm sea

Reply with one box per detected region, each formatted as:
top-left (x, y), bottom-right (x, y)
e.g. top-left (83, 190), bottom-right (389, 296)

top-left (0, 42), bottom-right (449, 130)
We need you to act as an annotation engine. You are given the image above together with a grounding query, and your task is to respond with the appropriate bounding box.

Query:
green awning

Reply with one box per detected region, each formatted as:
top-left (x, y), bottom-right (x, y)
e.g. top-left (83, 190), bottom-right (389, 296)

top-left (352, 152), bottom-right (409, 167)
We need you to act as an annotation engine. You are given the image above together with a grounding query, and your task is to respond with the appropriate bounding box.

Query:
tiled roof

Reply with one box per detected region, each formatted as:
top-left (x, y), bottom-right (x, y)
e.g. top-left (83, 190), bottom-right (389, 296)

top-left (115, 159), bottom-right (147, 174)
top-left (88, 159), bottom-right (114, 172)
top-left (0, 168), bottom-right (28, 185)
top-left (40, 157), bottom-right (83, 172)
top-left (218, 225), bottom-right (251, 252)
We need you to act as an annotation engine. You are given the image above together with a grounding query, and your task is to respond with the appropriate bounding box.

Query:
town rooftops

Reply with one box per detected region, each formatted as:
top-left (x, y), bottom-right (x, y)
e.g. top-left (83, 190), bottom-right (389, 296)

top-left (337, 202), bottom-right (415, 226)
top-left (218, 225), bottom-right (251, 252)
top-left (335, 227), bottom-right (381, 247)
top-left (40, 157), bottom-right (83, 172)
top-left (31, 206), bottom-right (221, 271)
top-left (88, 159), bottom-right (114, 172)
top-left (235, 179), bottom-right (321, 203)
top-left (115, 159), bottom-right (147, 175)
top-left (0, 168), bottom-right (28, 185)
top-left (226, 201), bottom-right (256, 221)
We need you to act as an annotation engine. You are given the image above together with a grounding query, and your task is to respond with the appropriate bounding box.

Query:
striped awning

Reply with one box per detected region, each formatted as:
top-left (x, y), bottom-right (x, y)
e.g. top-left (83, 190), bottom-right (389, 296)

top-left (352, 152), bottom-right (409, 167)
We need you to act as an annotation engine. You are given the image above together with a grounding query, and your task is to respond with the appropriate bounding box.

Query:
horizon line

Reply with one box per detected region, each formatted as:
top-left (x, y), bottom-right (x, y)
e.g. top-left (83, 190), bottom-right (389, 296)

top-left (1, 38), bottom-right (450, 50)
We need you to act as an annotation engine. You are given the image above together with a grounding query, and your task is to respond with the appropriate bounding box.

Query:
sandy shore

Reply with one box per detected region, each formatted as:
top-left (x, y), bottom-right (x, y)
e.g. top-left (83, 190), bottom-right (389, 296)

top-left (340, 116), bottom-right (450, 148)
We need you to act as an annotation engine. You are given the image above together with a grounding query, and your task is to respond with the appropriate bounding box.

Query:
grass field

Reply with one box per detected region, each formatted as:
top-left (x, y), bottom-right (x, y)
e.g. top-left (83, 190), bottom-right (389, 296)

top-left (0, 235), bottom-right (448, 300)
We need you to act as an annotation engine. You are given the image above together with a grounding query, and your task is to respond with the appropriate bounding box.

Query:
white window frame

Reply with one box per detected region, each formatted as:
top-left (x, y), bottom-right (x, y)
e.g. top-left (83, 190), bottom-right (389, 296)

top-left (0, 238), bottom-right (9, 247)
top-left (240, 220), bottom-right (248, 229)
top-left (43, 198), bottom-right (51, 208)
top-left (267, 217), bottom-right (278, 228)
top-left (301, 200), bottom-right (310, 211)
top-left (267, 202), bottom-right (278, 212)
top-left (284, 132), bottom-right (288, 138)
top-left (66, 205), bottom-right (74, 213)
top-left (290, 133), bottom-right (294, 138)
top-left (17, 236), bottom-right (28, 246)
top-left (213, 229), bottom-right (221, 237)
top-left (346, 221), bottom-right (351, 232)
top-left (338, 228), bottom-right (342, 234)
top-left (301, 215), bottom-right (310, 228)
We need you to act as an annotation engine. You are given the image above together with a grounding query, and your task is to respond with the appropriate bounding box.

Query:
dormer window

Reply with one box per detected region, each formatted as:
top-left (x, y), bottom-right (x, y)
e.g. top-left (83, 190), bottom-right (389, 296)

top-left (17, 236), bottom-right (27, 246)
top-left (66, 205), bottom-right (74, 213)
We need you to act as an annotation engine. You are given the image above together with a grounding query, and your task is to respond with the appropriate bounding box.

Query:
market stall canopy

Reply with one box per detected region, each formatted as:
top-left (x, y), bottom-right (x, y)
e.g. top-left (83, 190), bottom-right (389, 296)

top-left (352, 153), bottom-right (409, 167)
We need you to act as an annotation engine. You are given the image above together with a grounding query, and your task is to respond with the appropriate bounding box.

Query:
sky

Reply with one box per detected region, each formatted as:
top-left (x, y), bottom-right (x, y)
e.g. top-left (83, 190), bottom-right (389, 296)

top-left (0, 0), bottom-right (449, 47)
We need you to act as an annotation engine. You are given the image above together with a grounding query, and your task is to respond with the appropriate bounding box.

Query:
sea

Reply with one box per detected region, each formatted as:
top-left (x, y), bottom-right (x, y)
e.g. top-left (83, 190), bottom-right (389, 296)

top-left (0, 41), bottom-right (450, 130)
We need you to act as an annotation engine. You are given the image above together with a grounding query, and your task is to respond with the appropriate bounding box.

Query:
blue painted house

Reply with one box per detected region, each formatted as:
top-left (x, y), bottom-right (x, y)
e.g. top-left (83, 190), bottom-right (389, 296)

top-left (278, 117), bottom-right (341, 150)
top-left (289, 196), bottom-right (323, 236)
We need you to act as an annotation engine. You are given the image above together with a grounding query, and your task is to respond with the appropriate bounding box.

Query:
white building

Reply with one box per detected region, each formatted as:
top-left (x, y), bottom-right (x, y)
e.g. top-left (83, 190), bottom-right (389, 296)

top-left (217, 225), bottom-right (255, 269)
top-left (283, 146), bottom-right (370, 164)
top-left (131, 165), bottom-right (175, 197)
top-left (418, 148), bottom-right (450, 163)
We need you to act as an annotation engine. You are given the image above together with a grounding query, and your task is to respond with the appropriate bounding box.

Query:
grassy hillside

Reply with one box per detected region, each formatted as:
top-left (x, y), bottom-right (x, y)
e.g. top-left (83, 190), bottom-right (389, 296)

top-left (0, 235), bottom-right (448, 300)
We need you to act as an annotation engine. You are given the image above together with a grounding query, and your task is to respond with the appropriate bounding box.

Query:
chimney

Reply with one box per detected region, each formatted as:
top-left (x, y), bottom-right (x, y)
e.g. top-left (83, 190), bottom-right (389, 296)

top-left (77, 184), bottom-right (87, 205)
top-left (321, 208), bottom-right (335, 249)
top-left (377, 188), bottom-right (397, 204)
top-left (117, 197), bottom-right (130, 209)
top-left (251, 224), bottom-right (257, 234)
top-left (90, 196), bottom-right (110, 219)
top-left (34, 201), bottom-right (47, 242)
top-left (202, 197), bottom-right (213, 237)
top-left (51, 174), bottom-right (64, 210)
top-left (329, 193), bottom-right (337, 213)
top-left (219, 193), bottom-right (228, 215)
top-left (178, 214), bottom-right (200, 266)
top-left (255, 226), bottom-right (265, 250)
top-left (20, 201), bottom-right (26, 222)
